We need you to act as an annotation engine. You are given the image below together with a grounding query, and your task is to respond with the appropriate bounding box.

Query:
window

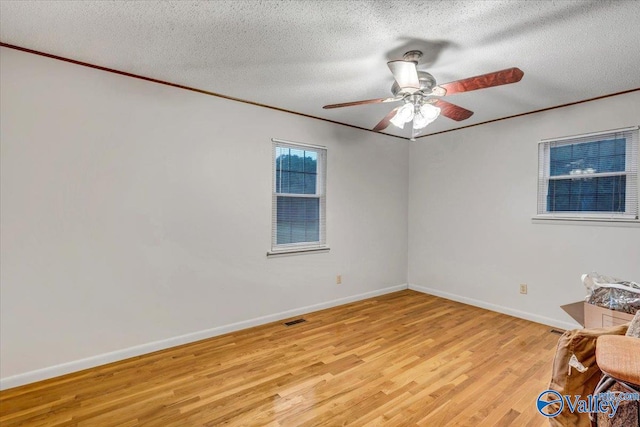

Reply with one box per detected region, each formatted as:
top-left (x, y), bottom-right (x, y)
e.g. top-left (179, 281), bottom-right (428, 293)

top-left (271, 139), bottom-right (326, 253)
top-left (537, 126), bottom-right (639, 221)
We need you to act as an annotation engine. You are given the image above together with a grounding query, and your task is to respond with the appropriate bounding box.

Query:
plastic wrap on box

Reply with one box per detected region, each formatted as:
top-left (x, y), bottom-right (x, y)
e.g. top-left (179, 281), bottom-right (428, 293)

top-left (582, 272), bottom-right (640, 315)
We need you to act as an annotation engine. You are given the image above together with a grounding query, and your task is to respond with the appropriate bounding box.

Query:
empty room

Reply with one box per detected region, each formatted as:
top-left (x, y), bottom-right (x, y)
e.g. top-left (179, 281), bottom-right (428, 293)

top-left (1, 1), bottom-right (639, 426)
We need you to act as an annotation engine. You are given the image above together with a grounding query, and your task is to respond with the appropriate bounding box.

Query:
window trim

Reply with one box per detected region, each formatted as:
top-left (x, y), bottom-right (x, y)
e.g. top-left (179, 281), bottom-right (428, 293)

top-left (269, 138), bottom-right (327, 255)
top-left (535, 126), bottom-right (639, 223)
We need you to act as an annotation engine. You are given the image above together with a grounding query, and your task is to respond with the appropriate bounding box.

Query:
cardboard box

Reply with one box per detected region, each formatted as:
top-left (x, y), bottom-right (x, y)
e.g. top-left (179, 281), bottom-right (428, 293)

top-left (583, 303), bottom-right (635, 328)
top-left (561, 301), bottom-right (635, 328)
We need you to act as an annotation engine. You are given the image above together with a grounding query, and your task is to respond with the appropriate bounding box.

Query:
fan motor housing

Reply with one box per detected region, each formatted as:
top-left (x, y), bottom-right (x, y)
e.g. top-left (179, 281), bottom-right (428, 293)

top-left (391, 71), bottom-right (437, 97)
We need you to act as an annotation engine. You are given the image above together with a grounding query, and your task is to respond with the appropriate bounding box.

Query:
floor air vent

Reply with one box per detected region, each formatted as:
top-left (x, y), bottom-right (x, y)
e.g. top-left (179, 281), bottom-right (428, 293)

top-left (550, 329), bottom-right (564, 335)
top-left (284, 318), bottom-right (306, 326)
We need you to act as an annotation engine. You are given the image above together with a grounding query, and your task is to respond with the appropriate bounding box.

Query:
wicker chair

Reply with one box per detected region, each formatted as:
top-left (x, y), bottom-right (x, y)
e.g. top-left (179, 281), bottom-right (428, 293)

top-left (591, 335), bottom-right (640, 426)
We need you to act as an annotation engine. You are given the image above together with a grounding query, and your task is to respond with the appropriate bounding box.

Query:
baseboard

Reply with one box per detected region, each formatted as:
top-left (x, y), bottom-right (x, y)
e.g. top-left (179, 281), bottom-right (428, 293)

top-left (408, 283), bottom-right (580, 331)
top-left (0, 284), bottom-right (408, 391)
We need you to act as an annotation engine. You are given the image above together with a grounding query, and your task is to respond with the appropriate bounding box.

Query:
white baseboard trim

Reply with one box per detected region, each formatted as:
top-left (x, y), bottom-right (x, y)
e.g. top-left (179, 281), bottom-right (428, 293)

top-left (0, 284), bottom-right (408, 391)
top-left (408, 283), bottom-right (580, 331)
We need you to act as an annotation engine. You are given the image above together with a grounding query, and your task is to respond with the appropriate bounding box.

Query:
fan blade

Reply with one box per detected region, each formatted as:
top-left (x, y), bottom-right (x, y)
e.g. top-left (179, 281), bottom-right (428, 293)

top-left (373, 106), bottom-right (401, 132)
top-left (434, 100), bottom-right (474, 121)
top-left (437, 67), bottom-right (524, 95)
top-left (323, 97), bottom-right (400, 109)
top-left (387, 60), bottom-right (420, 91)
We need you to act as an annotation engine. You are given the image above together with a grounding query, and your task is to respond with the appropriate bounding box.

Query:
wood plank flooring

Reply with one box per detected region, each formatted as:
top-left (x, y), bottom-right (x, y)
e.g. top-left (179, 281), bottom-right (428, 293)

top-left (0, 290), bottom-right (561, 426)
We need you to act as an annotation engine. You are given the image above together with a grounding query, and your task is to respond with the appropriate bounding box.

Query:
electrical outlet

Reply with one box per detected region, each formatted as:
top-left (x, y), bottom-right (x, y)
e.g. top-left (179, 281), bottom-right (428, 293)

top-left (336, 275), bottom-right (342, 285)
top-left (520, 284), bottom-right (528, 294)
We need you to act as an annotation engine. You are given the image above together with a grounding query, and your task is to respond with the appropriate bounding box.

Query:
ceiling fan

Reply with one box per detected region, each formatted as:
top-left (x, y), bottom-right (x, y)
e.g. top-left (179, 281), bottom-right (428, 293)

top-left (323, 50), bottom-right (524, 140)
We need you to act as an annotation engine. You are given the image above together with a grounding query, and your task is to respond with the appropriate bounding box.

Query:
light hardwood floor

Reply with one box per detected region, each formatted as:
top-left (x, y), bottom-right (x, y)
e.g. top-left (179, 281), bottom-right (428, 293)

top-left (0, 290), bottom-right (561, 426)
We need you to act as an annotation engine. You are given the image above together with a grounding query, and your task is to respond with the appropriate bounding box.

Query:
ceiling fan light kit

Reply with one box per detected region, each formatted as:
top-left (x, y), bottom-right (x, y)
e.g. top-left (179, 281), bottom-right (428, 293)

top-left (389, 102), bottom-right (441, 130)
top-left (323, 50), bottom-right (524, 139)
top-left (414, 104), bottom-right (441, 129)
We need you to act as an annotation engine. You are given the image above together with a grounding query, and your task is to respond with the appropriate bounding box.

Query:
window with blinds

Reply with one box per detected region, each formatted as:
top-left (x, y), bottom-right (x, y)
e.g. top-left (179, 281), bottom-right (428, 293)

top-left (537, 126), bottom-right (639, 221)
top-left (271, 140), bottom-right (326, 252)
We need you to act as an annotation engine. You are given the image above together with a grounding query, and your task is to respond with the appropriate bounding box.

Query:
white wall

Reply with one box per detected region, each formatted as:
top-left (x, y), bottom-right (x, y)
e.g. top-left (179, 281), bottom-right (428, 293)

top-left (408, 91), bottom-right (640, 330)
top-left (0, 47), bottom-right (409, 386)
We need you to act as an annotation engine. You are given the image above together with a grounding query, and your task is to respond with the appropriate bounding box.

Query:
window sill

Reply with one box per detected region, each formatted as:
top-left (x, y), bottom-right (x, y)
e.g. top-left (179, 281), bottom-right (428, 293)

top-left (531, 216), bottom-right (640, 227)
top-left (267, 247), bottom-right (330, 257)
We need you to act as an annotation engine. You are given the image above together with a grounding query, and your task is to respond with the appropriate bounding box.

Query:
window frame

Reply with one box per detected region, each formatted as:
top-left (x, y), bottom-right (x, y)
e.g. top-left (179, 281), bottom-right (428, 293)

top-left (269, 138), bottom-right (327, 255)
top-left (536, 126), bottom-right (639, 222)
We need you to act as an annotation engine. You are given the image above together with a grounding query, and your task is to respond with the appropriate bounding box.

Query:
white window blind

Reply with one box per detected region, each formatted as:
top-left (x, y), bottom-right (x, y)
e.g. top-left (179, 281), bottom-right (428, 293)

top-left (271, 139), bottom-right (327, 252)
top-left (537, 126), bottom-right (639, 220)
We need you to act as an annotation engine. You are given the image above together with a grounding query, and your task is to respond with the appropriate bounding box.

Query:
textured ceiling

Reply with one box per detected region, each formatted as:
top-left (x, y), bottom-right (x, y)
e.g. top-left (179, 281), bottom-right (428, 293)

top-left (1, 0), bottom-right (639, 140)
